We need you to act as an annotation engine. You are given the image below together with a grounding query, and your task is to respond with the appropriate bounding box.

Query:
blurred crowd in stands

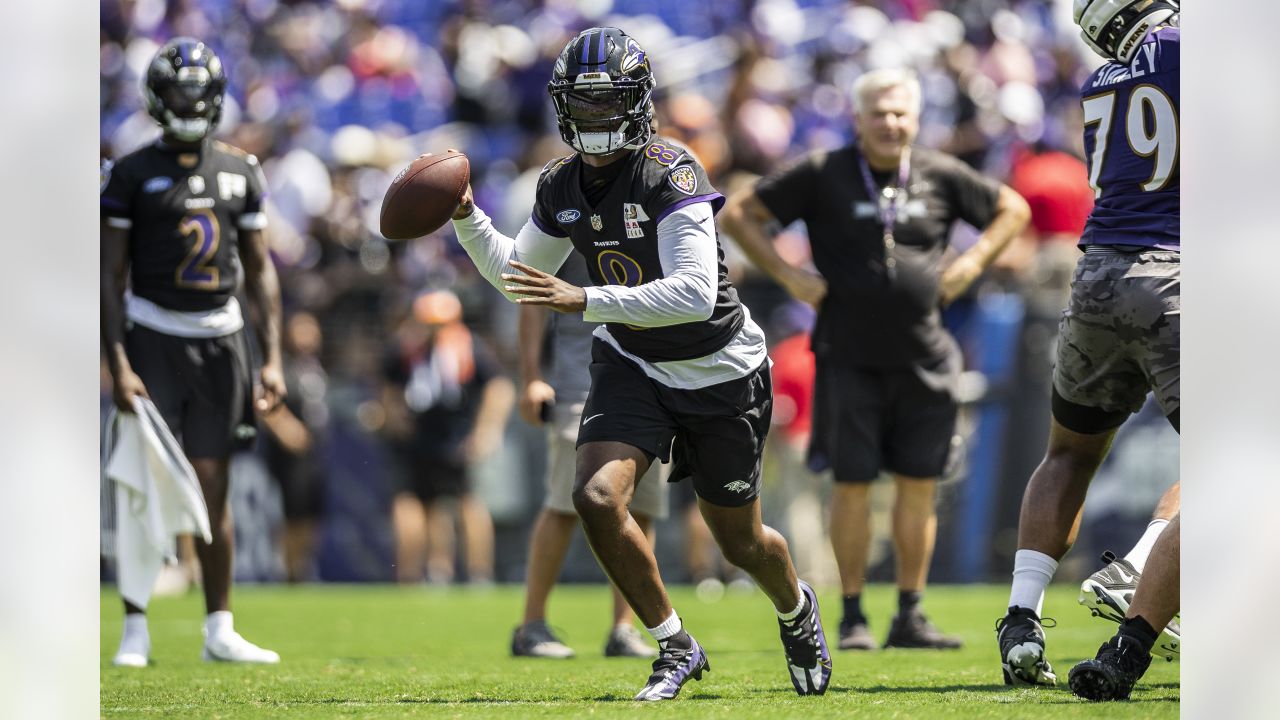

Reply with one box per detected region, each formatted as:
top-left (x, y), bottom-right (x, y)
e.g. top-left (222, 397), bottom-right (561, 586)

top-left (99, 0), bottom-right (1176, 589)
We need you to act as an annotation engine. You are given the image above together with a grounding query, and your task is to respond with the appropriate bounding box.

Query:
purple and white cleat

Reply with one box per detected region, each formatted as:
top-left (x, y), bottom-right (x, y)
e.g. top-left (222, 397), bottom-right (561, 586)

top-left (633, 634), bottom-right (710, 701)
top-left (779, 580), bottom-right (833, 695)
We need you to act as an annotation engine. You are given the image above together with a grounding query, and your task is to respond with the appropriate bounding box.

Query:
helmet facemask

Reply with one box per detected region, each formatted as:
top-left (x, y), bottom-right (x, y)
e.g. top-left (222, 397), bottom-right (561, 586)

top-left (550, 77), bottom-right (653, 155)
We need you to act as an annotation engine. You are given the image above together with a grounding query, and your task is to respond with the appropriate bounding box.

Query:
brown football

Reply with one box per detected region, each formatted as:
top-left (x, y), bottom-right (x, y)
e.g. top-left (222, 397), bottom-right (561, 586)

top-left (379, 150), bottom-right (470, 240)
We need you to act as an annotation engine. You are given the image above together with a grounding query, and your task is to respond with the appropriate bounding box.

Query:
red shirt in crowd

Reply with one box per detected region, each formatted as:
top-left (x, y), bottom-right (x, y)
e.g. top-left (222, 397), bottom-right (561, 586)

top-left (1008, 148), bottom-right (1094, 240)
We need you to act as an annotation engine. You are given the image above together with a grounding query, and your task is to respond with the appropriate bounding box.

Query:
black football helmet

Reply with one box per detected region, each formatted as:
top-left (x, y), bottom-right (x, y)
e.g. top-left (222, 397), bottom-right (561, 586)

top-left (143, 37), bottom-right (227, 142)
top-left (548, 27), bottom-right (655, 155)
top-left (1073, 0), bottom-right (1179, 64)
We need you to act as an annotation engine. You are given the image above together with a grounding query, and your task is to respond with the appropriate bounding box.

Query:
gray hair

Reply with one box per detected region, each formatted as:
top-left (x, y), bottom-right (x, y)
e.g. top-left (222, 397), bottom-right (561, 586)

top-left (851, 68), bottom-right (922, 115)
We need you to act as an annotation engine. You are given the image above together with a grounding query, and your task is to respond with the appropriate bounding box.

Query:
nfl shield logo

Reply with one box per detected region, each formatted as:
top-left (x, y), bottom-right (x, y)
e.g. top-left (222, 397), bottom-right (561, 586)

top-left (188, 175), bottom-right (206, 195)
top-left (590, 213), bottom-right (603, 231)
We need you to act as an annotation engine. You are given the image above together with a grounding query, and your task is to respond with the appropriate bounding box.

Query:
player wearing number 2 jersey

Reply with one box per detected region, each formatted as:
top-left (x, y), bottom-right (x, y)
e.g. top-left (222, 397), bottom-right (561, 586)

top-left (997, 1), bottom-right (1181, 700)
top-left (449, 27), bottom-right (830, 701)
top-left (101, 38), bottom-right (284, 667)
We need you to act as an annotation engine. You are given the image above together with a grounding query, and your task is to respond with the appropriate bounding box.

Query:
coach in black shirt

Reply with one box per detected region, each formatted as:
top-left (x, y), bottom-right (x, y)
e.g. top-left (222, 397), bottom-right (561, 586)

top-left (721, 68), bottom-right (1029, 651)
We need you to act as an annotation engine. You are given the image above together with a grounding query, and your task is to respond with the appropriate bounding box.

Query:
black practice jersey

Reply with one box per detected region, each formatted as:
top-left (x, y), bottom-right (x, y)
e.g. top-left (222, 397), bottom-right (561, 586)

top-left (101, 139), bottom-right (268, 312)
top-left (755, 145), bottom-right (1001, 367)
top-left (530, 137), bottom-right (743, 362)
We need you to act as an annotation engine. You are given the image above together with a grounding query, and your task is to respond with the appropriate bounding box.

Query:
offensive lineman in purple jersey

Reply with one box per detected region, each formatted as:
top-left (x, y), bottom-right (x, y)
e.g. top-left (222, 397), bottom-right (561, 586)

top-left (996, 0), bottom-right (1181, 700)
top-left (448, 28), bottom-right (830, 701)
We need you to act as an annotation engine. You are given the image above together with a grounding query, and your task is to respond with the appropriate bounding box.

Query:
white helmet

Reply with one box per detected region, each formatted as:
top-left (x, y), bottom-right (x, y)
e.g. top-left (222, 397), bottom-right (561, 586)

top-left (1073, 0), bottom-right (1179, 64)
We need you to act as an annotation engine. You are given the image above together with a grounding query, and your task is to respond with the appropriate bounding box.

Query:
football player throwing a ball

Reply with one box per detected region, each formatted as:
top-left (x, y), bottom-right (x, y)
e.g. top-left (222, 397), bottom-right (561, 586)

top-left (450, 27), bottom-right (831, 701)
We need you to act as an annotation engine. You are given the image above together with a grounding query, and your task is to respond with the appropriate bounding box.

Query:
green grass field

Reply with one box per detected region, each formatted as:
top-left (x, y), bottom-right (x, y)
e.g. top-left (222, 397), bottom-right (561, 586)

top-left (100, 583), bottom-right (1178, 718)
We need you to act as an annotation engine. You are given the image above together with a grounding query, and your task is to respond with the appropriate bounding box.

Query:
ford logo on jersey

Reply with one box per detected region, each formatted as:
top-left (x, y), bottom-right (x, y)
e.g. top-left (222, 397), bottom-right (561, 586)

top-left (143, 176), bottom-right (174, 193)
top-left (556, 209), bottom-right (581, 224)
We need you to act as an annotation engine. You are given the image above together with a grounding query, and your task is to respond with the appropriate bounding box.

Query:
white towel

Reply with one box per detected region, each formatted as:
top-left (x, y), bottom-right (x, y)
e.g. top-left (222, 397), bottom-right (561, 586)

top-left (105, 396), bottom-right (211, 609)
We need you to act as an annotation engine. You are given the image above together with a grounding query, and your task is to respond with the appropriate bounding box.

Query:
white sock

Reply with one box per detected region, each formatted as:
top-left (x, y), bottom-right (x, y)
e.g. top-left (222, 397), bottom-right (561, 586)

top-left (123, 613), bottom-right (148, 639)
top-left (777, 582), bottom-right (807, 622)
top-left (205, 610), bottom-right (234, 639)
top-left (1123, 518), bottom-right (1169, 574)
top-left (645, 610), bottom-right (682, 643)
top-left (1009, 549), bottom-right (1058, 617)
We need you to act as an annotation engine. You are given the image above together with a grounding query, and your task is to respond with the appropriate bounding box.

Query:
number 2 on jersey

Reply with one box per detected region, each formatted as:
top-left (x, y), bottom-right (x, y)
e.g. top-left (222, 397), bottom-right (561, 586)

top-left (1082, 85), bottom-right (1178, 196)
top-left (176, 208), bottom-right (221, 289)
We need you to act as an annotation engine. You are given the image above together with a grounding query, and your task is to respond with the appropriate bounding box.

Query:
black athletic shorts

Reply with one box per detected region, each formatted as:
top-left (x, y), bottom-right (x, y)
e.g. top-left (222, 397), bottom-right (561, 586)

top-left (807, 350), bottom-right (959, 482)
top-left (396, 447), bottom-right (469, 503)
top-left (265, 443), bottom-right (324, 520)
top-left (576, 340), bottom-right (772, 508)
top-left (125, 323), bottom-right (256, 458)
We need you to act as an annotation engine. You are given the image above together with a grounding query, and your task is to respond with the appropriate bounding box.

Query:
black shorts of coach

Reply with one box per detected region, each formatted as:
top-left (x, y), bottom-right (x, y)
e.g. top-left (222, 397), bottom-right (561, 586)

top-left (125, 322), bottom-right (256, 458)
top-left (576, 339), bottom-right (772, 508)
top-left (807, 348), bottom-right (960, 483)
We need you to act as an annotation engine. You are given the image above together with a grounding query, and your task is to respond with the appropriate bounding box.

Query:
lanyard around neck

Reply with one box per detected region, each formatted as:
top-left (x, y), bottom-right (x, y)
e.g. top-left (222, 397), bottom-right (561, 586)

top-left (856, 145), bottom-right (911, 231)
top-left (856, 144), bottom-right (911, 281)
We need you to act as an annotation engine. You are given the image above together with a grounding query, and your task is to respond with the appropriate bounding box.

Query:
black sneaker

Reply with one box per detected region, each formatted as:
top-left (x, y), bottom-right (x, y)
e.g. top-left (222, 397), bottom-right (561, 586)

top-left (633, 633), bottom-right (710, 701)
top-left (996, 607), bottom-right (1057, 686)
top-left (1080, 551), bottom-right (1181, 661)
top-left (777, 580), bottom-right (833, 695)
top-left (511, 621), bottom-right (575, 659)
top-left (884, 609), bottom-right (963, 649)
top-left (837, 619), bottom-right (876, 650)
top-left (1068, 633), bottom-right (1154, 701)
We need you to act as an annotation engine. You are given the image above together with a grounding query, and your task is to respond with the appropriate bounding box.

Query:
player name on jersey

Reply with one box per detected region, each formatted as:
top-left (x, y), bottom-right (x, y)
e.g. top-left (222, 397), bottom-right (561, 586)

top-left (1090, 42), bottom-right (1162, 88)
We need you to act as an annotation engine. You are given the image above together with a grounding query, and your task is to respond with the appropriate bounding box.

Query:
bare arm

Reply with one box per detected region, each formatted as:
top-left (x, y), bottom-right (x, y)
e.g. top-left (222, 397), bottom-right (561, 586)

top-left (939, 184), bottom-right (1031, 306)
top-left (719, 190), bottom-right (827, 308)
top-left (239, 227), bottom-right (286, 412)
top-left (379, 381), bottom-right (413, 441)
top-left (260, 404), bottom-right (312, 454)
top-left (466, 376), bottom-right (516, 462)
top-left (101, 220), bottom-right (148, 411)
top-left (516, 304), bottom-right (556, 426)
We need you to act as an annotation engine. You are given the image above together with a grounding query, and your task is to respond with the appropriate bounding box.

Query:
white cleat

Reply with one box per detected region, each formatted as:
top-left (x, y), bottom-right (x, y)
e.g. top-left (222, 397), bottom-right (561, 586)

top-left (1079, 551), bottom-right (1181, 661)
top-left (113, 632), bottom-right (150, 668)
top-left (202, 630), bottom-right (281, 664)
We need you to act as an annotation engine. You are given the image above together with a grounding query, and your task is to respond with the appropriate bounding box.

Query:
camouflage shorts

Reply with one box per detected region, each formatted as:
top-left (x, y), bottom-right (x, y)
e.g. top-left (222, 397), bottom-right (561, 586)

top-left (1053, 247), bottom-right (1180, 420)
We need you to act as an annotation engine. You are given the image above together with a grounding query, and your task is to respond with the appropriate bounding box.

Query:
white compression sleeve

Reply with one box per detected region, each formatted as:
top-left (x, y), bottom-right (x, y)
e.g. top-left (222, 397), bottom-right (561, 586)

top-left (451, 206), bottom-right (574, 302)
top-left (582, 202), bottom-right (718, 327)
